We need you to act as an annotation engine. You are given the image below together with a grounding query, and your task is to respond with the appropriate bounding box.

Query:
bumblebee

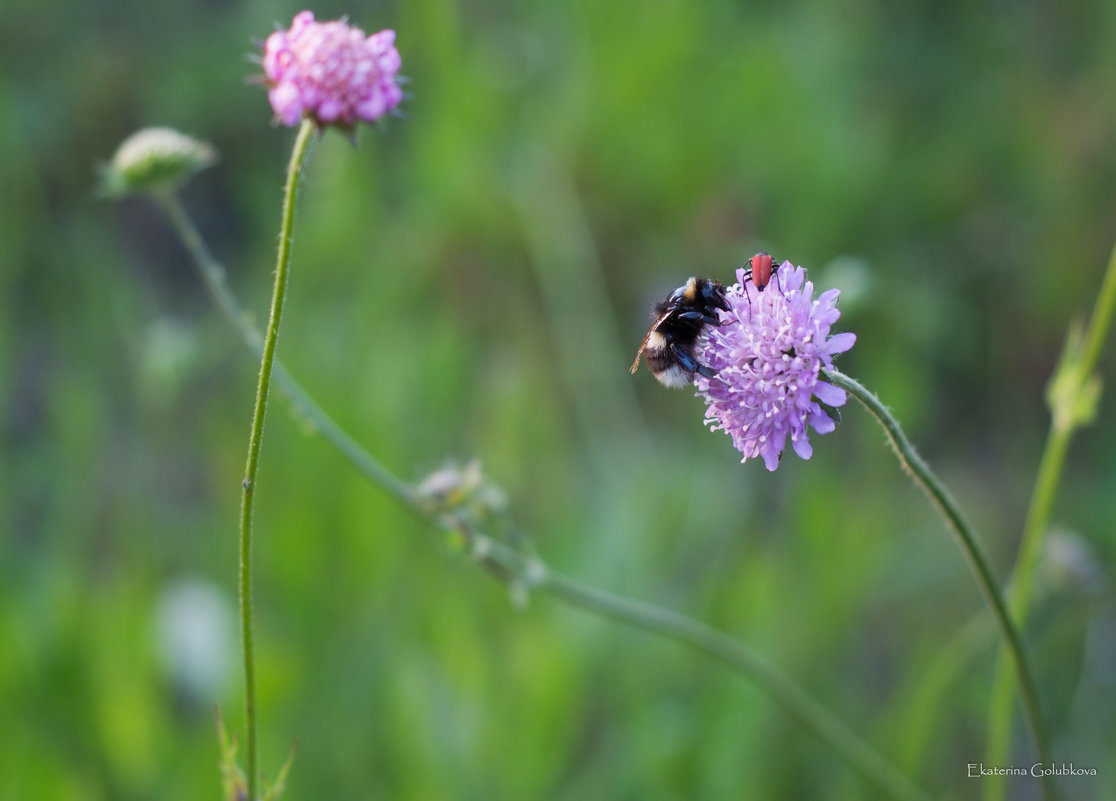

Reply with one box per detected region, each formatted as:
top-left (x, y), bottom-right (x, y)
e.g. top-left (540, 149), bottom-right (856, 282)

top-left (629, 276), bottom-right (729, 388)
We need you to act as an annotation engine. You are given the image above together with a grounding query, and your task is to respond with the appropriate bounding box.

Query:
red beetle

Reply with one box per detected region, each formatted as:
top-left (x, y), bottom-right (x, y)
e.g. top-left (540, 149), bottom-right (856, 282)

top-left (749, 251), bottom-right (775, 291)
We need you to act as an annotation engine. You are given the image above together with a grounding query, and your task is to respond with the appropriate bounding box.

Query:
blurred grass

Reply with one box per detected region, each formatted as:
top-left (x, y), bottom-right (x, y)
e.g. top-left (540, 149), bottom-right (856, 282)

top-left (2, 0), bottom-right (1116, 799)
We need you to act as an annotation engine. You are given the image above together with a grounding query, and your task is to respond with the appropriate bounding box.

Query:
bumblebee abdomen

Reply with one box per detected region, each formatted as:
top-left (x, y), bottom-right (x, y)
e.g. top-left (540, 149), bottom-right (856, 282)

top-left (648, 358), bottom-right (692, 388)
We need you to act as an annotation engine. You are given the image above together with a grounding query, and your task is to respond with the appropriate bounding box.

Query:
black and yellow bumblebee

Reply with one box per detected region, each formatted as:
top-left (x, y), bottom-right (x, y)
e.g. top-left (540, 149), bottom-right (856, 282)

top-left (629, 276), bottom-right (729, 388)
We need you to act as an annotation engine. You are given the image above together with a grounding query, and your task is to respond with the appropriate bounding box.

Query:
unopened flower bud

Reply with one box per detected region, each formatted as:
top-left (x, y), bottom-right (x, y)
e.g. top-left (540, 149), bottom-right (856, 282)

top-left (100, 127), bottom-right (217, 197)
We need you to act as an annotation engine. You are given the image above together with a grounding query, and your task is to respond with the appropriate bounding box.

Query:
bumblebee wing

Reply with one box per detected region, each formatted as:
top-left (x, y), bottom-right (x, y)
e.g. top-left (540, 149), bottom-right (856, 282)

top-left (629, 333), bottom-right (651, 374)
top-left (629, 309), bottom-right (673, 374)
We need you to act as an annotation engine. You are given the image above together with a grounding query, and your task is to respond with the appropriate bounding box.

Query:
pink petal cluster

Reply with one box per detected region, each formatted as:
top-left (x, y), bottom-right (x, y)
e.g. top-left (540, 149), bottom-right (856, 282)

top-left (262, 11), bottom-right (402, 127)
top-left (694, 262), bottom-right (856, 470)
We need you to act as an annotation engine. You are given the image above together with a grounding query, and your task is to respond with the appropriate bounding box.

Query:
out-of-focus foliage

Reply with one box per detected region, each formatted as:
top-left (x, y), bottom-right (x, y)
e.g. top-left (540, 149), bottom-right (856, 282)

top-left (2, 0), bottom-right (1114, 799)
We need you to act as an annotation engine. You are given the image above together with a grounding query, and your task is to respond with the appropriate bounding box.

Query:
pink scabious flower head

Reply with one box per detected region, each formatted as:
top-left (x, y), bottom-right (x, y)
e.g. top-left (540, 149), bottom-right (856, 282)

top-left (261, 11), bottom-right (402, 128)
top-left (694, 262), bottom-right (856, 471)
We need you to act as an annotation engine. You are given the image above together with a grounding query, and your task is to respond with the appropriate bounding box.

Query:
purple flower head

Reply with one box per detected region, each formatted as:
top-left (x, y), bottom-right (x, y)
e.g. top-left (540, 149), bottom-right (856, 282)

top-left (694, 262), bottom-right (856, 470)
top-left (261, 11), bottom-right (402, 128)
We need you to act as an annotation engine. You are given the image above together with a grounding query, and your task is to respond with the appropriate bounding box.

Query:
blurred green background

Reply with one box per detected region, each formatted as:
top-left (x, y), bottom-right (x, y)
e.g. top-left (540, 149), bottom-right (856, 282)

top-left (2, 0), bottom-right (1115, 798)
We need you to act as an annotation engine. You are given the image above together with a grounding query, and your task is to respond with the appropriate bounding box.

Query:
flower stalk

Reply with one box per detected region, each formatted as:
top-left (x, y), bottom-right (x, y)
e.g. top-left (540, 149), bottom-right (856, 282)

top-left (238, 117), bottom-right (315, 800)
top-left (822, 367), bottom-right (1054, 800)
top-left (983, 240), bottom-right (1116, 801)
top-left (532, 555), bottom-right (930, 801)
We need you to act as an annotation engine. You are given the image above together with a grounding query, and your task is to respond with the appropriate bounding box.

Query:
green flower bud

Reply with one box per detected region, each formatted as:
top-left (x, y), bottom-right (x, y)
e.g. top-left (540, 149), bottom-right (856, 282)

top-left (100, 127), bottom-right (217, 197)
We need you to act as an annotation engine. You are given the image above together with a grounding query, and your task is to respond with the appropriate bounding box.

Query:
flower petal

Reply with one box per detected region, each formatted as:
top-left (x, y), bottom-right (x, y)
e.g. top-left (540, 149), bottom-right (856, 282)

top-left (809, 405), bottom-right (837, 434)
top-left (825, 332), bottom-right (857, 355)
top-left (791, 430), bottom-right (813, 460)
top-left (813, 380), bottom-right (847, 407)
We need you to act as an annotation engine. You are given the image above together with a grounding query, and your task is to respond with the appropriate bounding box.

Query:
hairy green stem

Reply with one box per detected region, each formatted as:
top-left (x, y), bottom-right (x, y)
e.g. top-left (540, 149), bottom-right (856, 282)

top-left (984, 240), bottom-right (1116, 801)
top-left (455, 521), bottom-right (928, 800)
top-left (823, 367), bottom-right (1054, 800)
top-left (238, 118), bottom-right (315, 800)
top-left (457, 524), bottom-right (932, 801)
top-left (158, 200), bottom-right (930, 801)
top-left (532, 557), bottom-right (931, 801)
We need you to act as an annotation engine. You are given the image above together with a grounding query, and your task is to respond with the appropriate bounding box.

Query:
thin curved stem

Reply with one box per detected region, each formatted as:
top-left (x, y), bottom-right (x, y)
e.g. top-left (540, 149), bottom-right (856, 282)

top-left (823, 367), bottom-right (1054, 800)
top-left (238, 118), bottom-right (315, 801)
top-left (158, 200), bottom-right (932, 801)
top-left (530, 556), bottom-right (931, 801)
top-left (984, 240), bottom-right (1116, 801)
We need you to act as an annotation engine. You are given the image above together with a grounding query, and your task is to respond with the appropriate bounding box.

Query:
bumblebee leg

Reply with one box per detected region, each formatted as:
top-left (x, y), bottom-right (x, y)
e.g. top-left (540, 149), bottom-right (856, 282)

top-left (669, 342), bottom-right (699, 372)
top-left (676, 310), bottom-right (721, 325)
top-left (669, 341), bottom-right (696, 372)
top-left (669, 342), bottom-right (718, 379)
